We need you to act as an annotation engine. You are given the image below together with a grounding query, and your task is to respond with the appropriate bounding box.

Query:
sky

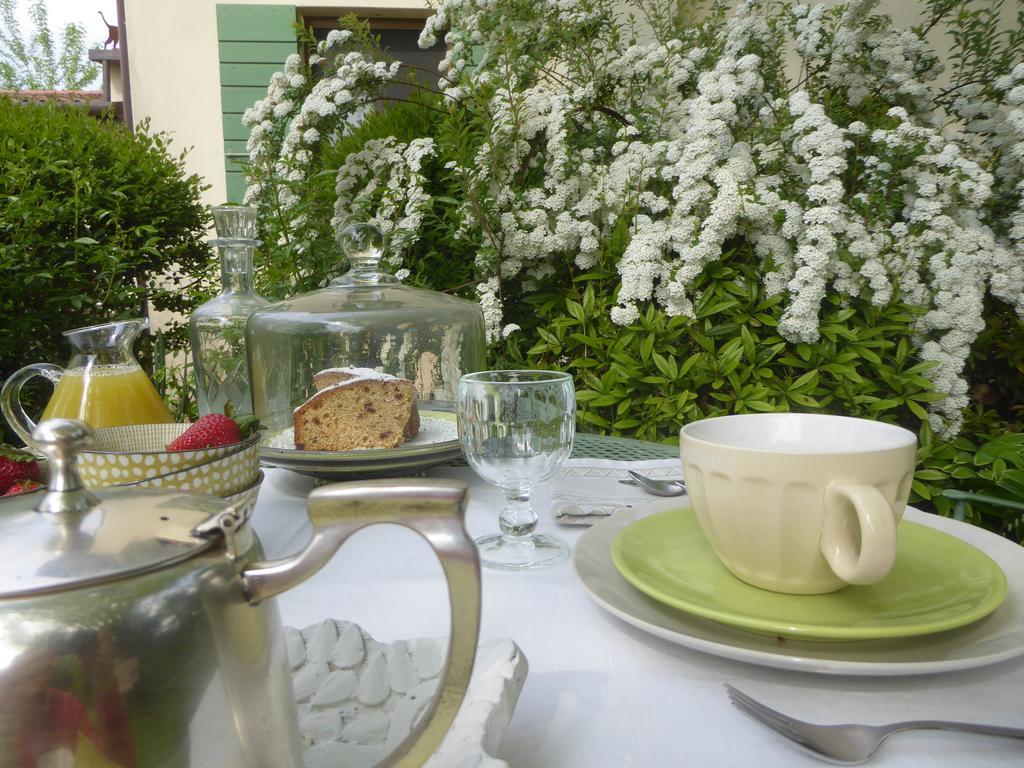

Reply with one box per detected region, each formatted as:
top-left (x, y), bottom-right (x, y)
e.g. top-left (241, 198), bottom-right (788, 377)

top-left (13, 0), bottom-right (117, 87)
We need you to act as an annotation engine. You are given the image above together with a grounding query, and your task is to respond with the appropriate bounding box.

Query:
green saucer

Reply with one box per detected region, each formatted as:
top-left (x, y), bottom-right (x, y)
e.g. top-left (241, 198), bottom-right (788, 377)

top-left (610, 508), bottom-right (1008, 641)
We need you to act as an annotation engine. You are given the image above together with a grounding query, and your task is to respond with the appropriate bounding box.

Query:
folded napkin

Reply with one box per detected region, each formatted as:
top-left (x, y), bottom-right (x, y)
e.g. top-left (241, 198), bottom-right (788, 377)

top-left (551, 458), bottom-right (683, 525)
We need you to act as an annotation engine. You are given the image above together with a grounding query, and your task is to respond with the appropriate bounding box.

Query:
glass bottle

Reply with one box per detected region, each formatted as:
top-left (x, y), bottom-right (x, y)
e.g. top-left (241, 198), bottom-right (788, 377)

top-left (189, 205), bottom-right (269, 416)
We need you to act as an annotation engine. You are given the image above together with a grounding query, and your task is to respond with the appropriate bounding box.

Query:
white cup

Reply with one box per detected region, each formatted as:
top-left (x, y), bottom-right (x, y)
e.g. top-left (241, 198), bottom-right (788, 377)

top-left (680, 413), bottom-right (917, 594)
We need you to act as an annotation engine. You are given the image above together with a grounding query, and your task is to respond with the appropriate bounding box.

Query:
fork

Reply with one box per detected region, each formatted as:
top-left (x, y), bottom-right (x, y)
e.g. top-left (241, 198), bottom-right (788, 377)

top-left (725, 684), bottom-right (1024, 764)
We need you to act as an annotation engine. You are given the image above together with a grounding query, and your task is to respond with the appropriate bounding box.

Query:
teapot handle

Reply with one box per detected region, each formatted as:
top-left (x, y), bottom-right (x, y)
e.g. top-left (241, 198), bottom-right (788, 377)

top-left (1, 363), bottom-right (64, 445)
top-left (241, 479), bottom-right (481, 768)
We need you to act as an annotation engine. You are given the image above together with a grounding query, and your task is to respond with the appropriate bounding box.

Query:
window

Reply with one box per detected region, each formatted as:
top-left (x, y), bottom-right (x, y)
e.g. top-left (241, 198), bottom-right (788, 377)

top-left (305, 16), bottom-right (446, 104)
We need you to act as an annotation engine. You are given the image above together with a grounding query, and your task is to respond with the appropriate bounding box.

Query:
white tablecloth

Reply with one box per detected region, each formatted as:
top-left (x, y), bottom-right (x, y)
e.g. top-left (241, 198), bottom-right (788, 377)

top-left (251, 465), bottom-right (1024, 767)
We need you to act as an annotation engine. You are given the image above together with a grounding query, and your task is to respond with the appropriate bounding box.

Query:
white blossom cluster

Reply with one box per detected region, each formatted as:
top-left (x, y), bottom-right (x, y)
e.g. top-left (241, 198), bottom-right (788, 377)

top-left (245, 0), bottom-right (1024, 435)
top-left (242, 30), bottom-right (398, 237)
top-left (776, 91), bottom-right (848, 343)
top-left (864, 110), bottom-right (1000, 433)
top-left (955, 63), bottom-right (1024, 319)
top-left (792, 1), bottom-right (941, 118)
top-left (331, 136), bottom-right (436, 265)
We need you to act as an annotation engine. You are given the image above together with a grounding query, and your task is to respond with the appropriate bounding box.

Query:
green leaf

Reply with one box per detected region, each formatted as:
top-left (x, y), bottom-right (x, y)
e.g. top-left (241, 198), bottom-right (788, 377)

top-left (579, 411), bottom-right (611, 429)
top-left (788, 393), bottom-right (821, 407)
top-left (895, 338), bottom-right (909, 365)
top-left (653, 352), bottom-right (673, 378)
top-left (980, 441), bottom-right (1024, 463)
top-left (690, 331), bottom-right (715, 353)
top-left (911, 480), bottom-right (933, 500)
top-left (868, 398), bottom-right (901, 411)
top-left (696, 297), bottom-right (740, 318)
top-left (536, 327), bottom-right (558, 344)
top-left (740, 324), bottom-right (756, 359)
top-left (717, 341), bottom-right (744, 375)
top-left (909, 391), bottom-right (947, 403)
top-left (856, 347), bottom-right (882, 365)
top-left (791, 369), bottom-right (819, 391)
top-left (678, 354), bottom-right (701, 377)
top-left (906, 399), bottom-right (929, 420)
top-left (639, 332), bottom-right (655, 362)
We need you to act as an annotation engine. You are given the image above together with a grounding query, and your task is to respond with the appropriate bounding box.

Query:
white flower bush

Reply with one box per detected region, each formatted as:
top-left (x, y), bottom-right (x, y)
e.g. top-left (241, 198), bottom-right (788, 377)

top-left (244, 1), bottom-right (1024, 436)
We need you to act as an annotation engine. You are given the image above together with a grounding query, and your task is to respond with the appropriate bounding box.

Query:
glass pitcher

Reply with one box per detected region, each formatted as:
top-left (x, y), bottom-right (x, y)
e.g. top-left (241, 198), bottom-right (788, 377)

top-left (1, 319), bottom-right (174, 443)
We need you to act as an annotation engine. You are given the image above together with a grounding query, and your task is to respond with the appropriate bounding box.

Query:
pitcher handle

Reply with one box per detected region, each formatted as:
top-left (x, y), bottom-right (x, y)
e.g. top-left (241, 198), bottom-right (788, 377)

top-left (241, 479), bottom-right (481, 768)
top-left (1, 363), bottom-right (64, 445)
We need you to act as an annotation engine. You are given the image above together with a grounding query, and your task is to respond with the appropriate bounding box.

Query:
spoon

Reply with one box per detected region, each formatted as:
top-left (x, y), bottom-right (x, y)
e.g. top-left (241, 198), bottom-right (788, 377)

top-left (618, 470), bottom-right (687, 497)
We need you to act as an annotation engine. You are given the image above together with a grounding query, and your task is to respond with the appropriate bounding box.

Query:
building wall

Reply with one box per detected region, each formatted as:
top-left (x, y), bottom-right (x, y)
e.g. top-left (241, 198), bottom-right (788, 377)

top-left (125, 0), bottom-right (430, 208)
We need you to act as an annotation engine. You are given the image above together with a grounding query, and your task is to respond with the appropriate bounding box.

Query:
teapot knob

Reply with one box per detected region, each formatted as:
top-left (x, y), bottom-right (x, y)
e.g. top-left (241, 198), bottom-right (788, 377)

top-left (30, 418), bottom-right (98, 516)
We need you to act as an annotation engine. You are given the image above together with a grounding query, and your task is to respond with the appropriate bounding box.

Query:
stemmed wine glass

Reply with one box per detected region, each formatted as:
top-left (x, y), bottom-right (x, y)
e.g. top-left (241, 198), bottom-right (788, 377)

top-left (457, 370), bottom-right (575, 570)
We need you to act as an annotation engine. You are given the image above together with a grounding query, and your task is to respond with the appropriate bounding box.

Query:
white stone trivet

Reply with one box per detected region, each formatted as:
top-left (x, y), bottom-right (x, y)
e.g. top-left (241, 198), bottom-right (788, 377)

top-left (289, 620), bottom-right (528, 768)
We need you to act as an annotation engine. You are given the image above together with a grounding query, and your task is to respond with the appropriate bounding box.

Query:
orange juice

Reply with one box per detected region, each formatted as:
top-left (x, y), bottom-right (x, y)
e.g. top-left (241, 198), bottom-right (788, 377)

top-left (41, 365), bottom-right (175, 427)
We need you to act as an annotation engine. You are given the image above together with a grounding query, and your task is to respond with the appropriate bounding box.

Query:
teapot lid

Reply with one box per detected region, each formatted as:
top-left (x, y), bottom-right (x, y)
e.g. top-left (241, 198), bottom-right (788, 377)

top-left (0, 420), bottom-right (228, 598)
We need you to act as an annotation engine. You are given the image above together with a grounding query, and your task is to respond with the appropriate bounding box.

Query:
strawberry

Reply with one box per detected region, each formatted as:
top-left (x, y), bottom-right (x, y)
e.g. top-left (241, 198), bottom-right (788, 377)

top-left (166, 412), bottom-right (261, 451)
top-left (3, 479), bottom-right (43, 496)
top-left (0, 445), bottom-right (40, 494)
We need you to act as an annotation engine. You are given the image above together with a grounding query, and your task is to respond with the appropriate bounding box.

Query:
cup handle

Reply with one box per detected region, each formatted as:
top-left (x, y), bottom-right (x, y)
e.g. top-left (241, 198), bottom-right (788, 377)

top-left (241, 479), bottom-right (481, 768)
top-left (1, 363), bottom-right (64, 446)
top-left (820, 482), bottom-right (898, 585)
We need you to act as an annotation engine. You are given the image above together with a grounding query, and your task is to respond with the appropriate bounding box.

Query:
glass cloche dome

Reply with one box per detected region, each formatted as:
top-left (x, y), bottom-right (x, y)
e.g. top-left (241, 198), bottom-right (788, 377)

top-left (245, 224), bottom-right (486, 436)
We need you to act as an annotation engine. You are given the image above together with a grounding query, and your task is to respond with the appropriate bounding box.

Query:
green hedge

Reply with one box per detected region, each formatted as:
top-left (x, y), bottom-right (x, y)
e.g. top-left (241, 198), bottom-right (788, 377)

top-left (0, 99), bottom-right (213, 438)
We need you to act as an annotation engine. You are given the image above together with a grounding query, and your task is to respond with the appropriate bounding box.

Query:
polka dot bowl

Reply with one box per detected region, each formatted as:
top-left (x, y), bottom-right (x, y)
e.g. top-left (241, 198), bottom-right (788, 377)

top-left (78, 423), bottom-right (260, 497)
top-left (221, 469), bottom-right (264, 521)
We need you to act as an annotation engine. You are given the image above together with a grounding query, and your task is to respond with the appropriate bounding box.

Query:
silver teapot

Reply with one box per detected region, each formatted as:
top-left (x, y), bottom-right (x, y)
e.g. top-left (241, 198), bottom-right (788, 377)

top-left (0, 420), bottom-right (481, 767)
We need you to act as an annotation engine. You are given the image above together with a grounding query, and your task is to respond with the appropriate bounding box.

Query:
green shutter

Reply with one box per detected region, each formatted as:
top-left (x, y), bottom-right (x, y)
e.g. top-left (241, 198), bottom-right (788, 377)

top-left (217, 4), bottom-right (297, 203)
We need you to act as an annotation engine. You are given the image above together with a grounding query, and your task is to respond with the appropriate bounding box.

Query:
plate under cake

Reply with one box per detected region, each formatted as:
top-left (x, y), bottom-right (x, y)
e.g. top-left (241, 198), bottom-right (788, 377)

top-left (260, 410), bottom-right (461, 479)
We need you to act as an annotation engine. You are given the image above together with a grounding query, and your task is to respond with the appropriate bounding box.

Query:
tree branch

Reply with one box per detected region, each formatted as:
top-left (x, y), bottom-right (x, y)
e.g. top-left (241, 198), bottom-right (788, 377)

top-left (570, 103), bottom-right (632, 127)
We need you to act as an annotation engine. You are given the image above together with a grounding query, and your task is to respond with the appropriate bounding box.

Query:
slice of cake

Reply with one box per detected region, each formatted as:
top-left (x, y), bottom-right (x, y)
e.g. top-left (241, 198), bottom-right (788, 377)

top-left (312, 366), bottom-right (378, 390)
top-left (293, 368), bottom-right (420, 451)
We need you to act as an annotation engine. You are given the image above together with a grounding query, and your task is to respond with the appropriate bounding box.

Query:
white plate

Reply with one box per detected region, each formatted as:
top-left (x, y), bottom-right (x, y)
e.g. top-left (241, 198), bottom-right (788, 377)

top-left (260, 411), bottom-right (461, 479)
top-left (573, 500), bottom-right (1024, 676)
